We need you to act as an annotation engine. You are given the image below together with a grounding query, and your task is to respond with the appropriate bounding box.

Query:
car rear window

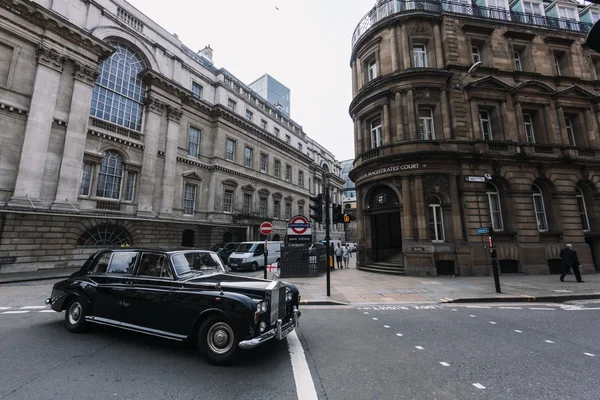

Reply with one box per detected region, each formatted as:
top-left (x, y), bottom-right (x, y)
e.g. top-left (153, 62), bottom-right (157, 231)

top-left (107, 252), bottom-right (138, 274)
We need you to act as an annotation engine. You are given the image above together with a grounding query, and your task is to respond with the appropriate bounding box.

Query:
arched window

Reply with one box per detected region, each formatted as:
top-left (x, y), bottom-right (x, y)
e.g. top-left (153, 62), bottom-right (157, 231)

top-left (532, 184), bottom-right (548, 232)
top-left (486, 183), bottom-right (504, 231)
top-left (90, 42), bottom-right (146, 131)
top-left (96, 150), bottom-right (124, 199)
top-left (428, 195), bottom-right (444, 242)
top-left (77, 223), bottom-right (132, 247)
top-left (576, 187), bottom-right (590, 231)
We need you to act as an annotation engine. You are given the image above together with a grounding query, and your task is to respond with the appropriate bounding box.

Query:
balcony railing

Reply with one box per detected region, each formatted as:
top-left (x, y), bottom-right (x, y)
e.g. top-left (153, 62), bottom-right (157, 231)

top-left (352, 0), bottom-right (593, 47)
top-left (90, 117), bottom-right (142, 141)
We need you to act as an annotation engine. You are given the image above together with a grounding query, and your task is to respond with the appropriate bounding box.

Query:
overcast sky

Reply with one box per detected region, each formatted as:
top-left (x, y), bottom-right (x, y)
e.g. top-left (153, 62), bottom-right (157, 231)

top-left (126, 0), bottom-right (375, 162)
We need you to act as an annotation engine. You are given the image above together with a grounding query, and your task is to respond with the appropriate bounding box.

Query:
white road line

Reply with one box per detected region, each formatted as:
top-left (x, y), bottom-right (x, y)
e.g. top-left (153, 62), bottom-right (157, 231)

top-left (452, 309), bottom-right (458, 311)
top-left (287, 330), bottom-right (318, 400)
top-left (395, 333), bottom-right (403, 337)
top-left (466, 306), bottom-right (491, 309)
top-left (372, 317), bottom-right (378, 321)
top-left (38, 310), bottom-right (55, 313)
top-left (473, 383), bottom-right (486, 390)
top-left (584, 353), bottom-right (595, 357)
top-left (20, 306), bottom-right (47, 309)
top-left (567, 307), bottom-right (600, 311)
top-left (0, 307), bottom-right (11, 310)
top-left (364, 312), bottom-right (369, 314)
top-left (489, 321), bottom-right (497, 324)
top-left (530, 308), bottom-right (555, 311)
top-left (383, 325), bottom-right (390, 328)
top-left (470, 315), bottom-right (476, 318)
top-left (514, 330), bottom-right (523, 333)
top-left (499, 307), bottom-right (522, 310)
top-left (440, 362), bottom-right (450, 367)
top-left (415, 346), bottom-right (424, 350)
top-left (545, 340), bottom-right (555, 344)
top-left (1, 311), bottom-right (30, 314)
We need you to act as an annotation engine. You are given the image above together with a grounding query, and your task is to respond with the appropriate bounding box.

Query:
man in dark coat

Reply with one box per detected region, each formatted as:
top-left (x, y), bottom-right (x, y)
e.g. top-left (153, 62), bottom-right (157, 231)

top-left (559, 244), bottom-right (584, 283)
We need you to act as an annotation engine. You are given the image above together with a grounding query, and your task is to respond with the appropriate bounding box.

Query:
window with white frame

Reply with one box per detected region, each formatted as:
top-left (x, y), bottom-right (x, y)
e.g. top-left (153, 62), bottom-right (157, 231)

top-left (298, 203), bottom-right (305, 216)
top-left (261, 119), bottom-right (267, 130)
top-left (223, 190), bottom-right (233, 213)
top-left (226, 139), bottom-right (236, 161)
top-left (523, 1), bottom-right (544, 24)
top-left (486, 183), bottom-right (504, 231)
top-left (242, 193), bottom-right (252, 214)
top-left (553, 50), bottom-right (568, 76)
top-left (298, 170), bottom-right (304, 187)
top-left (80, 163), bottom-right (93, 196)
top-left (523, 113), bottom-right (535, 143)
top-left (484, 0), bottom-right (508, 19)
top-left (428, 195), bottom-right (445, 242)
top-left (188, 127), bottom-right (200, 158)
top-left (532, 184), bottom-right (548, 232)
top-left (413, 44), bottom-right (427, 68)
top-left (274, 200), bottom-right (281, 219)
top-left (260, 153), bottom-right (268, 173)
top-left (124, 171), bottom-right (136, 202)
top-left (245, 109), bottom-right (253, 121)
top-left (96, 150), bottom-right (124, 199)
top-left (244, 147), bottom-right (253, 168)
top-left (285, 164), bottom-right (292, 181)
top-left (554, 53), bottom-right (562, 76)
top-left (285, 202), bottom-right (292, 220)
top-left (259, 197), bottom-right (267, 217)
top-left (558, 7), bottom-right (578, 29)
top-left (514, 50), bottom-right (523, 71)
top-left (591, 11), bottom-right (600, 23)
top-left (418, 108), bottom-right (435, 140)
top-left (479, 109), bottom-right (493, 141)
top-left (370, 118), bottom-right (383, 148)
top-left (192, 82), bottom-right (203, 99)
top-left (367, 59), bottom-right (377, 81)
top-left (227, 98), bottom-right (236, 111)
top-left (274, 159), bottom-right (281, 178)
top-left (565, 117), bottom-right (575, 146)
top-left (576, 187), bottom-right (590, 231)
top-left (471, 45), bottom-right (481, 64)
top-left (183, 183), bottom-right (196, 215)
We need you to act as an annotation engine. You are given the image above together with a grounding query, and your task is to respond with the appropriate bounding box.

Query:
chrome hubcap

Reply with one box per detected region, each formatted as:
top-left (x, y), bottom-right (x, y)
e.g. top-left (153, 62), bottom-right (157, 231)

top-left (207, 322), bottom-right (234, 355)
top-left (68, 302), bottom-right (82, 325)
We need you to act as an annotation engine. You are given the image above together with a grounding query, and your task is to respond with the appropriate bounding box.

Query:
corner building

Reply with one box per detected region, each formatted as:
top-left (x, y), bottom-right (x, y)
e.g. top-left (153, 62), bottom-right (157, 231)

top-left (349, 0), bottom-right (600, 276)
top-left (0, 0), bottom-right (345, 274)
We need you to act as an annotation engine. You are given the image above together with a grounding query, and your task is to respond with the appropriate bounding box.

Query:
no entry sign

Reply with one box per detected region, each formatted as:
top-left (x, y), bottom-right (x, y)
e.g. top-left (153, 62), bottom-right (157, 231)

top-left (286, 215), bottom-right (312, 243)
top-left (260, 222), bottom-right (273, 236)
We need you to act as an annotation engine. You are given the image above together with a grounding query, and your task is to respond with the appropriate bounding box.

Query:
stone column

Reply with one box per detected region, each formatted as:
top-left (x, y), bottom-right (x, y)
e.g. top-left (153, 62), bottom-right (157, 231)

top-left (137, 97), bottom-right (165, 217)
top-left (356, 58), bottom-right (363, 91)
top-left (10, 46), bottom-right (65, 207)
top-left (543, 104), bottom-right (559, 145)
top-left (391, 25), bottom-right (399, 72)
top-left (449, 175), bottom-right (464, 241)
top-left (351, 60), bottom-right (358, 95)
top-left (440, 90), bottom-right (451, 140)
top-left (407, 89), bottom-right (417, 140)
top-left (414, 175), bottom-right (428, 240)
top-left (383, 102), bottom-right (391, 145)
top-left (554, 105), bottom-right (568, 145)
top-left (514, 102), bottom-right (526, 143)
top-left (52, 63), bottom-right (97, 209)
top-left (500, 101), bottom-right (510, 142)
top-left (585, 108), bottom-right (598, 147)
top-left (470, 100), bottom-right (481, 141)
top-left (401, 176), bottom-right (414, 240)
top-left (433, 24), bottom-right (444, 69)
top-left (401, 24), bottom-right (409, 70)
top-left (354, 117), bottom-right (360, 156)
top-left (395, 91), bottom-right (404, 142)
top-left (357, 118), bottom-right (364, 156)
top-left (159, 106), bottom-right (183, 217)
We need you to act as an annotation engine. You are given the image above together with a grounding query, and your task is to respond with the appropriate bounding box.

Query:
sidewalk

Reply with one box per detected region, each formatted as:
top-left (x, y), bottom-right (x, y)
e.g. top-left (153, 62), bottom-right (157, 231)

top-left (282, 258), bottom-right (600, 305)
top-left (0, 267), bottom-right (79, 284)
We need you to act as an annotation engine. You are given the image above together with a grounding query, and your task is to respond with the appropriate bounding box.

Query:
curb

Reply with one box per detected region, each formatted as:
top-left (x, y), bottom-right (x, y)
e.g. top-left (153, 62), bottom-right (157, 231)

top-left (444, 293), bottom-right (600, 304)
top-left (0, 269), bottom-right (78, 285)
top-left (299, 300), bottom-right (349, 306)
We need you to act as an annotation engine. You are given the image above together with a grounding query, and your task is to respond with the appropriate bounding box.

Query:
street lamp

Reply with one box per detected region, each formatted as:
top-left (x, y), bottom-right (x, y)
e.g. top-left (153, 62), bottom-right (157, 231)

top-left (455, 61), bottom-right (482, 89)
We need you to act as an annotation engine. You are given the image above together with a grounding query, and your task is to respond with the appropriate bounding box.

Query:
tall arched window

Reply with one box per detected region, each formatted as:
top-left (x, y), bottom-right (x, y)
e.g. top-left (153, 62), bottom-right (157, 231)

top-left (96, 150), bottom-right (124, 199)
top-left (90, 42), bottom-right (146, 131)
top-left (486, 183), bottom-right (504, 231)
top-left (532, 184), bottom-right (548, 232)
top-left (77, 223), bottom-right (132, 247)
top-left (576, 187), bottom-right (590, 231)
top-left (427, 195), bottom-right (445, 242)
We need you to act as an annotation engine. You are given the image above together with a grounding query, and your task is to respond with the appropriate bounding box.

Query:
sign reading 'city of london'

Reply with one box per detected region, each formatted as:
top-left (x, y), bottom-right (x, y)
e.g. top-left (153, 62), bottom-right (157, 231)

top-left (356, 163), bottom-right (420, 182)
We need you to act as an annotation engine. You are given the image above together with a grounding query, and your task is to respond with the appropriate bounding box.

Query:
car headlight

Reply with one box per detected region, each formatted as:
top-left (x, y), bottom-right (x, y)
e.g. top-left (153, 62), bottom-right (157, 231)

top-left (256, 300), bottom-right (268, 314)
top-left (242, 258), bottom-right (247, 262)
top-left (286, 291), bottom-right (293, 302)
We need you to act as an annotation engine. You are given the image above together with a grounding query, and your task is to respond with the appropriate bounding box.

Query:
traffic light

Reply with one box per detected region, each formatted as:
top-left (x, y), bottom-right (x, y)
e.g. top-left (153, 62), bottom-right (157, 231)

top-left (333, 204), bottom-right (344, 224)
top-left (343, 214), bottom-right (356, 223)
top-left (309, 194), bottom-right (323, 223)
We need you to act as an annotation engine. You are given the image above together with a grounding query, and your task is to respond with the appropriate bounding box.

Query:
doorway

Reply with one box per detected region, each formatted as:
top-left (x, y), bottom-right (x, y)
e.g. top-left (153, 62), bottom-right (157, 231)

top-left (368, 185), bottom-right (402, 262)
top-left (585, 236), bottom-right (599, 272)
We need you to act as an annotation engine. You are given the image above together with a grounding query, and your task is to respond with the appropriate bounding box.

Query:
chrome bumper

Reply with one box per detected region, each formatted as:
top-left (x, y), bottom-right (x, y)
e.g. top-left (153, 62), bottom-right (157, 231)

top-left (238, 307), bottom-right (300, 350)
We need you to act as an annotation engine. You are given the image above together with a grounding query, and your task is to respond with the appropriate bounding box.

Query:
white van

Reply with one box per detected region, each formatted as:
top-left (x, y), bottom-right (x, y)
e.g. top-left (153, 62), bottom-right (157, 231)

top-left (228, 241), bottom-right (283, 272)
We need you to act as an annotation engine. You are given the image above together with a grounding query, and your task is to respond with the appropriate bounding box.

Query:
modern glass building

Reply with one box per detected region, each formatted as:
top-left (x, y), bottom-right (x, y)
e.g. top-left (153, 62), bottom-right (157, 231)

top-left (340, 160), bottom-right (356, 208)
top-left (249, 74), bottom-right (291, 116)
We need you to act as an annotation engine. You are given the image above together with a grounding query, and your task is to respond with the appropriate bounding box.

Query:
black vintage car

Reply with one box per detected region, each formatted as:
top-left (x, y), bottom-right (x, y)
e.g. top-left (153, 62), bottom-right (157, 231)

top-left (46, 248), bottom-right (301, 365)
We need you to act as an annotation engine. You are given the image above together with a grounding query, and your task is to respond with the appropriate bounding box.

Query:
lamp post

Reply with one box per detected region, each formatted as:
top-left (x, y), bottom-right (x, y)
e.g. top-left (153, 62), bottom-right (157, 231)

top-left (455, 61), bottom-right (482, 89)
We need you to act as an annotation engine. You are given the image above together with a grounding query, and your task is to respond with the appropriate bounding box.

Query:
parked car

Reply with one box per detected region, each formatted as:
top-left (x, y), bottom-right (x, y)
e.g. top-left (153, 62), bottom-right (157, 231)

top-left (217, 242), bottom-right (241, 264)
top-left (46, 248), bottom-right (301, 365)
top-left (228, 241), bottom-right (283, 271)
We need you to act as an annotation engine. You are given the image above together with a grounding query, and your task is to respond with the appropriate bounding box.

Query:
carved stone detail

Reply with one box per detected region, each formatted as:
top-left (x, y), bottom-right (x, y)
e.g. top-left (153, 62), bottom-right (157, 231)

top-left (35, 44), bottom-right (66, 72)
top-left (537, 163), bottom-right (548, 178)
top-left (167, 106), bottom-right (183, 122)
top-left (73, 61), bottom-right (98, 85)
top-left (144, 97), bottom-right (165, 114)
top-left (423, 174), bottom-right (449, 196)
top-left (581, 165), bottom-right (590, 180)
top-left (410, 23), bottom-right (430, 35)
top-left (413, 88), bottom-right (440, 103)
top-left (493, 160), bottom-right (502, 177)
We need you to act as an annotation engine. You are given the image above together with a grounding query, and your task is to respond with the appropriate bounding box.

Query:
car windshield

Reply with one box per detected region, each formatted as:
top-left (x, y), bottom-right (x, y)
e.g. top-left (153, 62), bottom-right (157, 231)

top-left (235, 243), bottom-right (255, 253)
top-left (170, 251), bottom-right (225, 276)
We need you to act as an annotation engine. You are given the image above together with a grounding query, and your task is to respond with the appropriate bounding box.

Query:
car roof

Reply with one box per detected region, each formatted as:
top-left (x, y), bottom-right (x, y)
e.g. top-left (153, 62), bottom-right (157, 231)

top-left (96, 247), bottom-right (217, 255)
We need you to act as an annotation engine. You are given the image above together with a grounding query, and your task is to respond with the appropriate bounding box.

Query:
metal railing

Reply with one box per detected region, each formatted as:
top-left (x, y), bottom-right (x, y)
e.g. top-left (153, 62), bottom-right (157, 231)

top-left (352, 0), bottom-right (593, 47)
top-left (90, 117), bottom-right (142, 141)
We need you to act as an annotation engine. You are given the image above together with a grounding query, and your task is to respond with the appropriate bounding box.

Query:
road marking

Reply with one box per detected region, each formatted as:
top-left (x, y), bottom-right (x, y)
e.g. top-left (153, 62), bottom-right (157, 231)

top-left (364, 312), bottom-right (369, 314)
top-left (440, 362), bottom-right (450, 367)
top-left (473, 383), bottom-right (486, 390)
top-left (514, 330), bottom-right (523, 333)
top-left (0, 307), bottom-right (11, 310)
top-left (20, 306), bottom-right (47, 309)
top-left (372, 317), bottom-right (378, 321)
top-left (545, 340), bottom-right (554, 344)
top-left (530, 308), bottom-right (555, 311)
top-left (466, 306), bottom-right (491, 309)
top-left (499, 307), bottom-right (522, 310)
top-left (383, 325), bottom-right (390, 328)
top-left (395, 333), bottom-right (403, 337)
top-left (1, 310), bottom-right (30, 314)
top-left (470, 315), bottom-right (476, 318)
top-left (38, 310), bottom-right (55, 313)
top-left (287, 330), bottom-right (318, 400)
top-left (415, 346), bottom-right (424, 350)
top-left (356, 307), bottom-right (362, 310)
top-left (452, 309), bottom-right (458, 311)
top-left (489, 321), bottom-right (497, 324)
top-left (584, 353), bottom-right (595, 357)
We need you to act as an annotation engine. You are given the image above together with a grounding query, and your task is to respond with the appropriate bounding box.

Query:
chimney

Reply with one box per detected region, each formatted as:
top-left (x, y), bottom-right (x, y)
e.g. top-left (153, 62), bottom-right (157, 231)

top-left (198, 45), bottom-right (213, 61)
top-left (173, 33), bottom-right (179, 39)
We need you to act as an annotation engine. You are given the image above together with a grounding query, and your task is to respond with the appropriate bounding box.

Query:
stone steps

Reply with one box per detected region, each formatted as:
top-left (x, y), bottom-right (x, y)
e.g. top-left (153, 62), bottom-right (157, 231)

top-left (359, 263), bottom-right (405, 275)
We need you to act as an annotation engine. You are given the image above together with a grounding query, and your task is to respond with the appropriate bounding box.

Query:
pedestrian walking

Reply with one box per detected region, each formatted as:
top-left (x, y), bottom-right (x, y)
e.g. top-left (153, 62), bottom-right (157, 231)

top-left (334, 243), bottom-right (343, 269)
top-left (342, 244), bottom-right (350, 268)
top-left (559, 244), bottom-right (584, 283)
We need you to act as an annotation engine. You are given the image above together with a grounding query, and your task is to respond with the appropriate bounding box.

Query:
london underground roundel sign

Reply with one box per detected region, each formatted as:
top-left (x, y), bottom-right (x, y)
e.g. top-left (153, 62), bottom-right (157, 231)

top-left (260, 222), bottom-right (273, 236)
top-left (288, 215), bottom-right (310, 235)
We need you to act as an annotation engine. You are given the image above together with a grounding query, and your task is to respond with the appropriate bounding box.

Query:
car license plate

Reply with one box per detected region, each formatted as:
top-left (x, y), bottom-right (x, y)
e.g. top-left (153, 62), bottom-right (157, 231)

top-left (230, 263), bottom-right (237, 267)
top-left (279, 324), bottom-right (295, 340)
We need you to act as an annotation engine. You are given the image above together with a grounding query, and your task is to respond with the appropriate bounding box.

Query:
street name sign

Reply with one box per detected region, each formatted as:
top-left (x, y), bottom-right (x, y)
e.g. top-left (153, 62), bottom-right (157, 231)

top-left (476, 227), bottom-right (489, 235)
top-left (465, 176), bottom-right (486, 183)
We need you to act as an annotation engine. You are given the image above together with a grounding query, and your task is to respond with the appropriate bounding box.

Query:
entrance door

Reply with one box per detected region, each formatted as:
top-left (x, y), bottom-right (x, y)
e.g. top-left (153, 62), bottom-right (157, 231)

top-left (585, 236), bottom-right (599, 271)
top-left (372, 212), bottom-right (402, 262)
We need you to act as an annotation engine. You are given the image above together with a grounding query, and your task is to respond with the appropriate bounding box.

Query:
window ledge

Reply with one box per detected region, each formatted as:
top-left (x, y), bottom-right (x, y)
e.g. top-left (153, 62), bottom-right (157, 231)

top-left (539, 230), bottom-right (563, 239)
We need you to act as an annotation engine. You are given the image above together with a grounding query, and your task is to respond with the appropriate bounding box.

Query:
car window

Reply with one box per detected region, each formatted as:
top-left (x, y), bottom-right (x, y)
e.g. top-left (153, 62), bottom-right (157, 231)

top-left (90, 253), bottom-right (112, 274)
top-left (137, 253), bottom-right (172, 278)
top-left (107, 252), bottom-right (138, 274)
top-left (255, 244), bottom-right (264, 255)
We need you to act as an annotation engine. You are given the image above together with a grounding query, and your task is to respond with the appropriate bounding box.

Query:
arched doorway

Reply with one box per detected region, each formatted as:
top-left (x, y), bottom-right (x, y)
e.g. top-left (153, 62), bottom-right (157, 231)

top-left (77, 223), bottom-right (132, 247)
top-left (368, 185), bottom-right (402, 262)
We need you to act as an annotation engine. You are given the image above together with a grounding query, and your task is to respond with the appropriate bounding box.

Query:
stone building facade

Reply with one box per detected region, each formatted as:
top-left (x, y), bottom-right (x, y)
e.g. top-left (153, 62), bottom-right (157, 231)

top-left (0, 0), bottom-right (344, 274)
top-left (349, 0), bottom-right (600, 276)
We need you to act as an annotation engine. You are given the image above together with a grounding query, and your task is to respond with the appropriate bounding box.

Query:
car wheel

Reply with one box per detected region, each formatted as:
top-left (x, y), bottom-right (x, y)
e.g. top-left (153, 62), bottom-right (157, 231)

top-left (251, 262), bottom-right (258, 271)
top-left (65, 299), bottom-right (88, 333)
top-left (198, 316), bottom-right (238, 365)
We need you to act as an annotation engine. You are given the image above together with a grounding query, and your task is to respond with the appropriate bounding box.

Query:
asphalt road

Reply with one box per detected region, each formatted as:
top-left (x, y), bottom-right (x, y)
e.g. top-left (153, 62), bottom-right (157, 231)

top-left (1, 278), bottom-right (599, 400)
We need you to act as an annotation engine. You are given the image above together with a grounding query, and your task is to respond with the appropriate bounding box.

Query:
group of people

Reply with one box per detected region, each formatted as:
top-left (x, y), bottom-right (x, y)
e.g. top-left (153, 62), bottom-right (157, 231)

top-left (334, 243), bottom-right (352, 269)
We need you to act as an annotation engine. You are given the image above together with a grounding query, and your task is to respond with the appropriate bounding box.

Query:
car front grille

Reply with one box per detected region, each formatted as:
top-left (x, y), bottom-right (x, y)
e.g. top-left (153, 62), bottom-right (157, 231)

top-left (269, 286), bottom-right (287, 326)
